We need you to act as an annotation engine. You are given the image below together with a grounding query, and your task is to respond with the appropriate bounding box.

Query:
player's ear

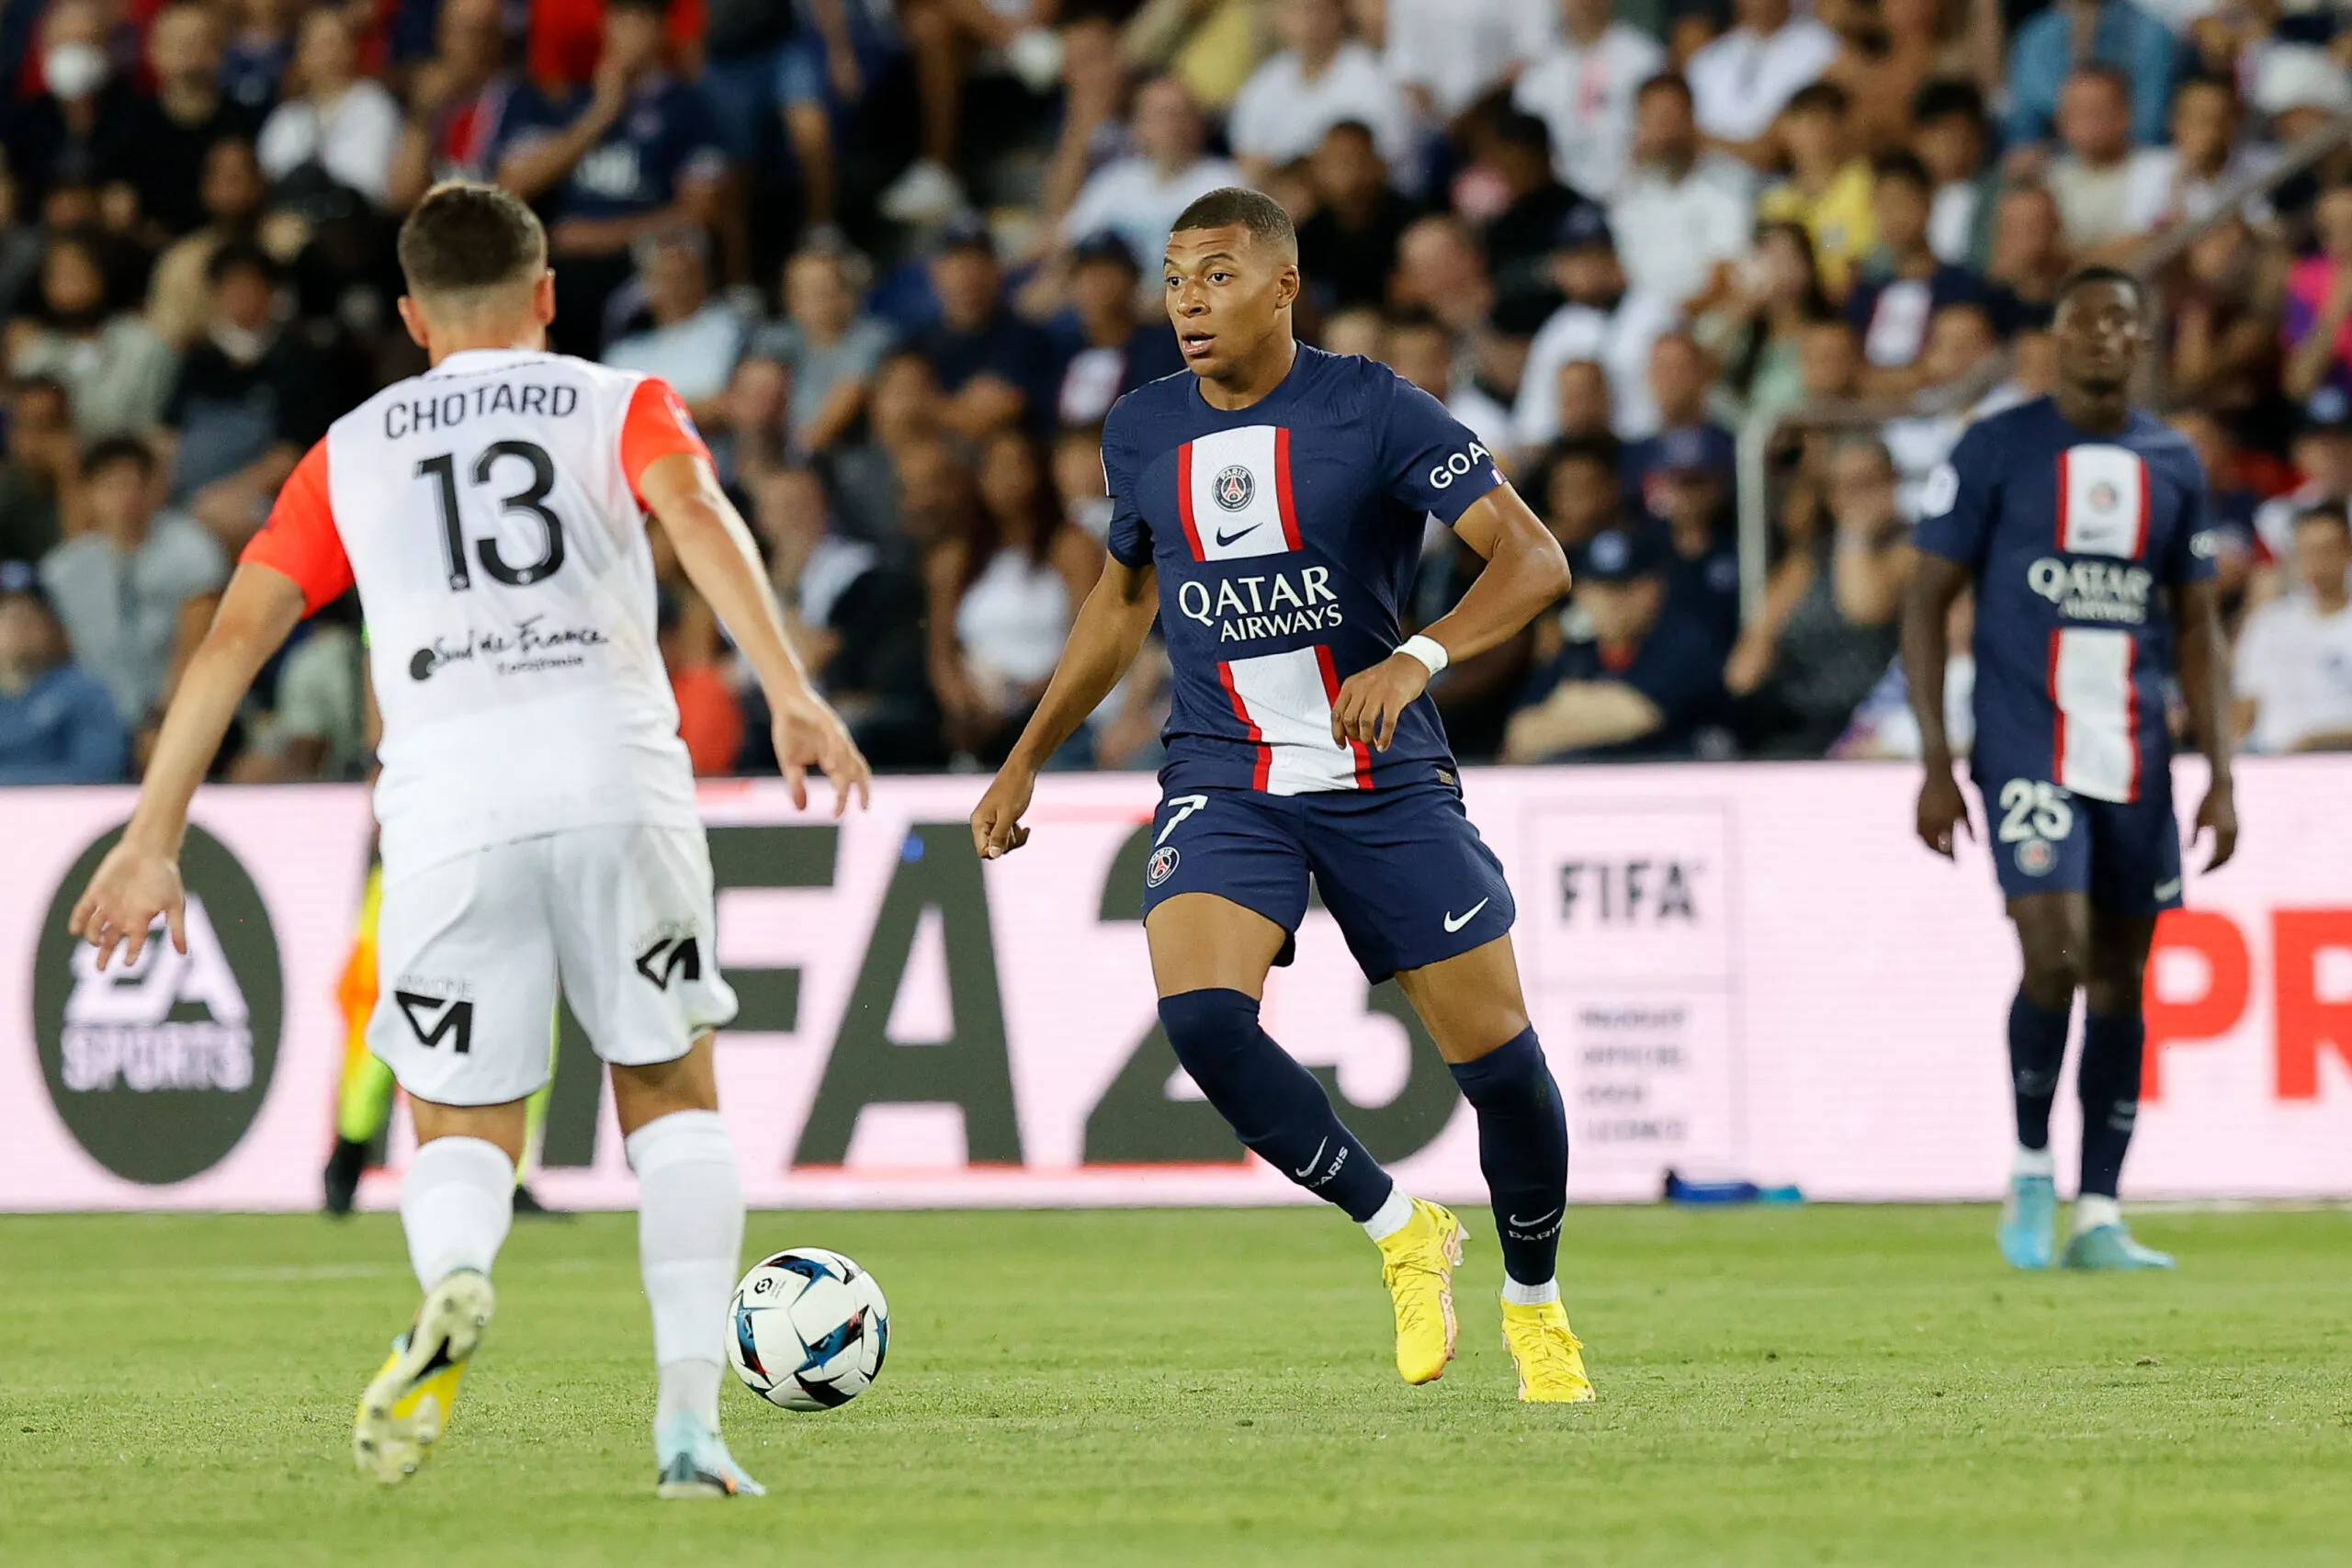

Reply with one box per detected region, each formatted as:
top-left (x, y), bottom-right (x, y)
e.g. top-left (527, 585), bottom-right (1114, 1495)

top-left (395, 295), bottom-right (431, 353)
top-left (1274, 261), bottom-right (1301, 311)
top-left (532, 269), bottom-right (557, 327)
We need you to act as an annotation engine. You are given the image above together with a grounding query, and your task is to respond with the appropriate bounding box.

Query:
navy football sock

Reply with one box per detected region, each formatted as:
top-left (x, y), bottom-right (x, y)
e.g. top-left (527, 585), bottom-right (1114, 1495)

top-left (2007, 992), bottom-right (2070, 1152)
top-left (1157, 988), bottom-right (1395, 1224)
top-left (2076, 1012), bottom-right (2144, 1201)
top-left (1447, 1029), bottom-right (1569, 1288)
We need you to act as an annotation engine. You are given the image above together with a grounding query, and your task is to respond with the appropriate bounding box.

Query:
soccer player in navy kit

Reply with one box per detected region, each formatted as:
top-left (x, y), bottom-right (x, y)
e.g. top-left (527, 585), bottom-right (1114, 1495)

top-left (969, 189), bottom-right (1593, 1402)
top-left (1903, 267), bottom-right (2238, 1271)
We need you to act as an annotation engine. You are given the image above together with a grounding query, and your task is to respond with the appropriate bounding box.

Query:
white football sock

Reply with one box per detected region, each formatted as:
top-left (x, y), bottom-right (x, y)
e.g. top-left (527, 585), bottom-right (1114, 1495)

top-left (400, 1135), bottom-right (515, 1292)
top-left (2012, 1145), bottom-right (2055, 1179)
top-left (1501, 1276), bottom-right (1560, 1306)
top-left (1362, 1186), bottom-right (1416, 1243)
top-left (628, 1110), bottom-right (743, 1437)
top-left (2074, 1193), bottom-right (2121, 1235)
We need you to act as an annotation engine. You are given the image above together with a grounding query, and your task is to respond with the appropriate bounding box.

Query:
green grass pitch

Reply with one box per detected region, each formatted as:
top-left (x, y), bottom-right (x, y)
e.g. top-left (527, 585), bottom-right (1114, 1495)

top-left (3, 1205), bottom-right (2348, 1566)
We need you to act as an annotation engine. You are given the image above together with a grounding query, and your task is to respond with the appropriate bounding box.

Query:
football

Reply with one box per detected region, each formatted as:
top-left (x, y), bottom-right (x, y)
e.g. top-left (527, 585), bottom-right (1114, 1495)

top-left (727, 1247), bottom-right (889, 1411)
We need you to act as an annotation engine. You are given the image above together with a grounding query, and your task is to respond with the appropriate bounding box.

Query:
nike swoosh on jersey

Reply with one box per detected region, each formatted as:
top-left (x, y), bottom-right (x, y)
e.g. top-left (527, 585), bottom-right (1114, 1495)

top-left (1442, 898), bottom-right (1490, 933)
top-left (1214, 522), bottom-right (1263, 547)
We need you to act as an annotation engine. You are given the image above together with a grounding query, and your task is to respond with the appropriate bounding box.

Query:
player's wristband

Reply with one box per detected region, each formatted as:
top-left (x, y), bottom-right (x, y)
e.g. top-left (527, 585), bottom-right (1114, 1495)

top-left (1396, 635), bottom-right (1450, 677)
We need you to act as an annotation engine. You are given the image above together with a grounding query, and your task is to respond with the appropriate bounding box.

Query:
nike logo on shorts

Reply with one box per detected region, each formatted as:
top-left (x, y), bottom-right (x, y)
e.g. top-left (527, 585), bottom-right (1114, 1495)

top-left (2154, 878), bottom-right (2182, 900)
top-left (1442, 898), bottom-right (1490, 933)
top-left (1215, 522), bottom-right (1262, 547)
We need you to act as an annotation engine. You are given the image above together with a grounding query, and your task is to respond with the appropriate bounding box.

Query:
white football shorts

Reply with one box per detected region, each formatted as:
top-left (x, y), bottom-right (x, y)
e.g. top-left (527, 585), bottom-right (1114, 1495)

top-left (368, 824), bottom-right (740, 1106)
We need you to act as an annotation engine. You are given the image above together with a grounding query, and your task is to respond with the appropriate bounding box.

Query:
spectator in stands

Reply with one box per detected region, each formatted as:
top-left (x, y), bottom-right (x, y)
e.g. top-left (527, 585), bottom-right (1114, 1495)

top-left (1833, 589), bottom-right (1973, 759)
top-left (1799, 314), bottom-right (1862, 405)
top-left (256, 7), bottom-right (403, 210)
top-left (1982, 183), bottom-right (2070, 336)
top-left (38, 436), bottom-right (226, 728)
top-left (2170, 407), bottom-right (2258, 612)
top-left (915, 218), bottom-right (1050, 440)
top-left (1829, 0), bottom-right (2000, 152)
top-left (1725, 434), bottom-right (1911, 756)
top-left (1912, 79), bottom-right (1998, 271)
top-left (1516, 207), bottom-right (1678, 447)
top-left (1473, 111), bottom-right (1590, 309)
top-left (3, 0), bottom-right (141, 220)
top-left (0, 379), bottom-right (73, 567)
top-left (147, 138), bottom-right (269, 352)
top-left (2130, 77), bottom-right (2270, 239)
top-left (2284, 186), bottom-right (2352, 408)
top-left (2255, 45), bottom-right (2352, 228)
top-left (0, 559), bottom-right (127, 784)
top-left (821, 350), bottom-right (944, 553)
top-left (1553, 357), bottom-right (1614, 444)
top-left (2004, 0), bottom-right (2175, 154)
top-left (10, 230), bottom-right (178, 441)
top-left (2170, 214), bottom-right (2287, 432)
top-left (1538, 432), bottom-right (1627, 561)
top-left (1227, 0), bottom-right (1412, 184)
top-left (749, 244), bottom-right (897, 457)
top-left (1385, 310), bottom-right (1509, 455)
top-left (658, 585), bottom-right (746, 775)
top-left (1296, 120), bottom-right (1422, 318)
top-left (1389, 214), bottom-right (1495, 338)
top-left (707, 356), bottom-right (789, 486)
top-left (157, 241), bottom-right (330, 547)
top-left (1623, 331), bottom-right (1732, 518)
top-left (1883, 299), bottom-right (2002, 513)
top-left (389, 0), bottom-right (526, 208)
top-left (132, 4), bottom-right (265, 240)
top-left (603, 230), bottom-right (750, 421)
top-left (2234, 505), bottom-right (2352, 753)
top-left (222, 0), bottom-right (297, 113)
top-left (1699, 220), bottom-right (1831, 425)
top-left (1653, 425), bottom-right (1744, 649)
top-left (1686, 0), bottom-right (1839, 168)
top-left (1384, 0), bottom-right (1552, 126)
top-left (877, 0), bottom-right (1057, 225)
top-left (498, 0), bottom-right (728, 358)
top-left (2254, 409), bottom-right (2352, 568)
top-left (1058, 77), bottom-right (1244, 277)
top-left (1512, 0), bottom-right (1667, 202)
top-left (1045, 233), bottom-right (1184, 432)
top-left (1610, 73), bottom-right (1755, 318)
top-left (2044, 66), bottom-right (2167, 256)
top-left (232, 591), bottom-right (365, 781)
top-left (1760, 82), bottom-right (1876, 299)
top-left (925, 430), bottom-right (1102, 763)
top-left (1502, 523), bottom-right (1728, 761)
top-left (1849, 151), bottom-right (1986, 397)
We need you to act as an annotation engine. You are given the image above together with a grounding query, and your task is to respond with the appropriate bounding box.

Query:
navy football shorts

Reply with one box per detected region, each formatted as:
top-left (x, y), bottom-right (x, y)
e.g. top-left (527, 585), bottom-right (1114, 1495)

top-left (1972, 763), bottom-right (2185, 914)
top-left (1136, 781), bottom-right (1517, 982)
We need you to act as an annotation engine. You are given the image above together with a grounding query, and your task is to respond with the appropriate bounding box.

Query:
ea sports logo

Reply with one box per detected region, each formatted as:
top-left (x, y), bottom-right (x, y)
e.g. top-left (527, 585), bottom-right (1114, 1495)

top-left (1213, 465), bottom-right (1254, 512)
top-left (2088, 480), bottom-right (2120, 513)
top-left (32, 823), bottom-right (283, 1185)
top-left (1146, 845), bottom-right (1181, 888)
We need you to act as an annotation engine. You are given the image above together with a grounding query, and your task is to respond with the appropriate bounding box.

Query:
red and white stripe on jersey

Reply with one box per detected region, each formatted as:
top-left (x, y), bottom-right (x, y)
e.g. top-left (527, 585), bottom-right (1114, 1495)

top-left (2048, 627), bottom-right (2138, 803)
top-left (2056, 443), bottom-right (2149, 559)
top-left (1173, 423), bottom-right (1302, 561)
top-left (2047, 444), bottom-right (2149, 802)
top-left (1219, 647), bottom-right (1373, 795)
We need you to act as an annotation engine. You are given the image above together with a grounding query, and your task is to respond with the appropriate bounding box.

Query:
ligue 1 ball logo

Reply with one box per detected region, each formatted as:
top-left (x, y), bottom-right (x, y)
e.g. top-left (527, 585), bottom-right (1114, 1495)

top-left (1213, 465), bottom-right (1255, 512)
top-left (1146, 845), bottom-right (1181, 888)
top-left (2016, 839), bottom-right (2058, 877)
top-left (2088, 479), bottom-right (2120, 513)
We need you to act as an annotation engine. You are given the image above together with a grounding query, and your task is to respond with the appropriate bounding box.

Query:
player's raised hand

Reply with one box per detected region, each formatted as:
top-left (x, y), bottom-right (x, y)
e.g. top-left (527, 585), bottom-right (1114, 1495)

top-left (1331, 653), bottom-right (1430, 754)
top-left (970, 764), bottom-right (1035, 860)
top-left (1916, 768), bottom-right (1973, 860)
top-left (69, 840), bottom-right (186, 972)
top-left (771, 688), bottom-right (873, 818)
top-left (2191, 776), bottom-right (2238, 872)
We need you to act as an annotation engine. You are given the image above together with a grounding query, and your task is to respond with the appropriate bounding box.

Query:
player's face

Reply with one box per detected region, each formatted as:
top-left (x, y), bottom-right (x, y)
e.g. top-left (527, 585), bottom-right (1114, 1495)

top-left (2052, 279), bottom-right (2143, 394)
top-left (1163, 224), bottom-right (1298, 382)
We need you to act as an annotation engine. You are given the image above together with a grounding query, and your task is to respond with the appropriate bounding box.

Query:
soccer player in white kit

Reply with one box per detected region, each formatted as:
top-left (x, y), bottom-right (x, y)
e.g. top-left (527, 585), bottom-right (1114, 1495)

top-left (69, 183), bottom-right (872, 1498)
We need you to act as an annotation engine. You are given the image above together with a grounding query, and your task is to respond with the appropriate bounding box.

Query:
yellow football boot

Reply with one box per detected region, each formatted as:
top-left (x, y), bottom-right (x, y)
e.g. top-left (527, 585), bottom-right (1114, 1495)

top-left (353, 1269), bottom-right (495, 1484)
top-left (1500, 1298), bottom-right (1595, 1404)
top-left (1376, 1199), bottom-right (1465, 1384)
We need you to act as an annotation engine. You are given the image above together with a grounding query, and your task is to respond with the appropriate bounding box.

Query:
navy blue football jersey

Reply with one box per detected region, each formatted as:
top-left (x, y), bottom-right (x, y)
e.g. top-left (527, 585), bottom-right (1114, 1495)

top-left (1103, 346), bottom-right (1504, 794)
top-left (1913, 398), bottom-right (2214, 804)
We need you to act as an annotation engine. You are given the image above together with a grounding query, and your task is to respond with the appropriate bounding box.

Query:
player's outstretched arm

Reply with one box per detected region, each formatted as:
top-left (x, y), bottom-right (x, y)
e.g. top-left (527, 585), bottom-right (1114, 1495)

top-left (637, 450), bottom-right (873, 816)
top-left (970, 556), bottom-right (1159, 859)
top-left (1901, 552), bottom-right (1973, 859)
top-left (2174, 578), bottom-right (2238, 871)
top-left (71, 563), bottom-right (306, 969)
top-left (1332, 484), bottom-right (1569, 752)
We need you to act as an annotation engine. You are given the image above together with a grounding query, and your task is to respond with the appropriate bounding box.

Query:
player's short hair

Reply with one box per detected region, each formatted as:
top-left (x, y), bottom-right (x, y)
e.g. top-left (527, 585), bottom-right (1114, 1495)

top-left (1170, 186), bottom-right (1297, 262)
top-left (2053, 264), bottom-right (2147, 317)
top-left (1871, 149), bottom-right (1933, 196)
top-left (397, 181), bottom-right (548, 302)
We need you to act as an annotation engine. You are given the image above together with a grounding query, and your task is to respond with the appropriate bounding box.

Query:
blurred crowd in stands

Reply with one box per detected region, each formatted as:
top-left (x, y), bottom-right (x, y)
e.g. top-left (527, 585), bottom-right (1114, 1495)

top-left (4, 0), bottom-right (2352, 785)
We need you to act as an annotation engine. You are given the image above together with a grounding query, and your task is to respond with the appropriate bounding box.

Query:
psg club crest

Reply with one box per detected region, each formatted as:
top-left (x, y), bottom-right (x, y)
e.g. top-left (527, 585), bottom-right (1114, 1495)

top-left (1146, 845), bottom-right (1181, 888)
top-left (1213, 465), bottom-right (1255, 512)
top-left (2015, 839), bottom-right (2058, 877)
top-left (2087, 479), bottom-right (2120, 513)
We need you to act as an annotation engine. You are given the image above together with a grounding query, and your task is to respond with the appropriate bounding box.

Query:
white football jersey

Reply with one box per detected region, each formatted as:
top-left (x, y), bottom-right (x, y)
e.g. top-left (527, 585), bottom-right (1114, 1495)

top-left (244, 347), bottom-right (711, 870)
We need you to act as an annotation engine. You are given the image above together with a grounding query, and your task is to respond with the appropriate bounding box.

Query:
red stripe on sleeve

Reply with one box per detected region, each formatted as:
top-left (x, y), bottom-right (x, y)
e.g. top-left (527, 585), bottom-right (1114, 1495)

top-left (1314, 643), bottom-right (1374, 790)
top-left (1217, 660), bottom-right (1272, 791)
top-left (620, 377), bottom-right (715, 505)
top-left (1273, 425), bottom-right (1303, 551)
top-left (240, 439), bottom-right (352, 615)
top-left (1175, 440), bottom-right (1204, 560)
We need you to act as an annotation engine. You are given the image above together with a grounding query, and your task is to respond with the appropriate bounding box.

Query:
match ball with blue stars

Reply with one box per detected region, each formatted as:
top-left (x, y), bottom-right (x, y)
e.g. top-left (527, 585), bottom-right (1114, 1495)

top-left (728, 1247), bottom-right (889, 1411)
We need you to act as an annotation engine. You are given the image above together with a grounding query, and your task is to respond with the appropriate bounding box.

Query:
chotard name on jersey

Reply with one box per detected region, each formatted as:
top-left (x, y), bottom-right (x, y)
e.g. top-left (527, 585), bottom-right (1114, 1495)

top-left (1176, 566), bottom-right (1343, 643)
top-left (383, 381), bottom-right (582, 440)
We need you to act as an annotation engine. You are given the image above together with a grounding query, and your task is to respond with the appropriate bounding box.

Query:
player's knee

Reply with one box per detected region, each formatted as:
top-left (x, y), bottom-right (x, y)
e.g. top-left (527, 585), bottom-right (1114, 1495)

top-left (2084, 960), bottom-right (2148, 1020)
top-left (1157, 987), bottom-right (1263, 1076)
top-left (2018, 945), bottom-right (2086, 1007)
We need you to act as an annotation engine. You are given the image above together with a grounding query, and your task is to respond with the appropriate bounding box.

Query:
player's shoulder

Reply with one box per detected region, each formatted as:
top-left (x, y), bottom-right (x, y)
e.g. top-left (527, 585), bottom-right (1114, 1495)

top-left (1958, 394), bottom-right (2057, 451)
top-left (1102, 368), bottom-right (1197, 459)
top-left (2124, 409), bottom-right (2204, 475)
